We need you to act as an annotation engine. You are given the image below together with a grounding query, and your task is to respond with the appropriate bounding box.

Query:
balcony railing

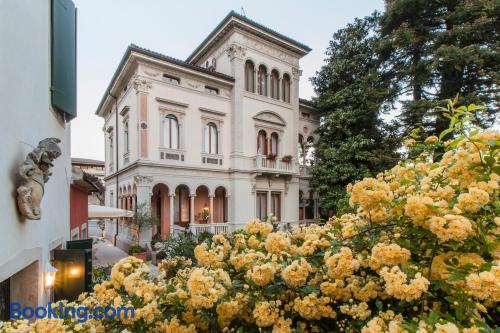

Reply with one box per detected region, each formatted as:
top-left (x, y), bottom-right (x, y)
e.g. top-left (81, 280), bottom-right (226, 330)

top-left (254, 155), bottom-right (296, 173)
top-left (172, 223), bottom-right (230, 236)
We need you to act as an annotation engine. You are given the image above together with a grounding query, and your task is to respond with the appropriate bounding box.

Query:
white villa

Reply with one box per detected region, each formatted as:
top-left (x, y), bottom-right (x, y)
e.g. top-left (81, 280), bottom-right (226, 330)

top-left (96, 11), bottom-right (321, 250)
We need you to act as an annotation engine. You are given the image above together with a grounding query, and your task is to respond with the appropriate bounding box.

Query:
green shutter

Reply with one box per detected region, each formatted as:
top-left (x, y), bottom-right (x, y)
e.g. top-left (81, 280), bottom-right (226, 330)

top-left (51, 0), bottom-right (77, 120)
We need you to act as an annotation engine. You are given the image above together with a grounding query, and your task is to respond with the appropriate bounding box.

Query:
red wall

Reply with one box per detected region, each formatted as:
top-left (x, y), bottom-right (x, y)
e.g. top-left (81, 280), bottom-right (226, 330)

top-left (70, 185), bottom-right (88, 239)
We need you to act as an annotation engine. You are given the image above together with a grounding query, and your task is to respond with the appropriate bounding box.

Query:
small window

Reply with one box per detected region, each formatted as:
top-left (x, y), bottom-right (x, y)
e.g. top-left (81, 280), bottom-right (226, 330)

top-left (270, 70), bottom-right (279, 99)
top-left (245, 60), bottom-right (255, 93)
top-left (205, 86), bottom-right (219, 95)
top-left (163, 114), bottom-right (179, 149)
top-left (257, 130), bottom-right (267, 155)
top-left (256, 191), bottom-right (268, 220)
top-left (124, 121), bottom-right (129, 153)
top-left (282, 74), bottom-right (291, 103)
top-left (270, 132), bottom-right (279, 156)
top-left (258, 65), bottom-right (268, 96)
top-left (162, 73), bottom-right (180, 85)
top-left (301, 112), bottom-right (310, 119)
top-left (204, 122), bottom-right (218, 154)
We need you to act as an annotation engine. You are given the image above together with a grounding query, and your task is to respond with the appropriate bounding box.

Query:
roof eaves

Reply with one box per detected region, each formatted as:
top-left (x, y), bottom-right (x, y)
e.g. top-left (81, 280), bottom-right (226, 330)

top-left (95, 44), bottom-right (235, 116)
top-left (186, 10), bottom-right (311, 63)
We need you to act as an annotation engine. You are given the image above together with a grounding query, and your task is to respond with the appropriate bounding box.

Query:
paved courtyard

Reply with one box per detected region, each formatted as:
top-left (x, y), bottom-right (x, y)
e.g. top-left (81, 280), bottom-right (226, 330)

top-left (92, 238), bottom-right (127, 267)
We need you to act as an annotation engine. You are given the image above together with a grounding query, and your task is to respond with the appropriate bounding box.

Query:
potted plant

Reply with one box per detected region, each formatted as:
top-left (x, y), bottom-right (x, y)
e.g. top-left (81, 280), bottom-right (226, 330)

top-left (128, 245), bottom-right (147, 261)
top-left (126, 203), bottom-right (160, 261)
top-left (267, 153), bottom-right (277, 160)
top-left (281, 155), bottom-right (292, 163)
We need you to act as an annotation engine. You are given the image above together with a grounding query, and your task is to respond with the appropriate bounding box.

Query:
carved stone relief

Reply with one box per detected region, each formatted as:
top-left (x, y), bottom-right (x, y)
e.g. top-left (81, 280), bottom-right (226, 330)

top-left (134, 175), bottom-right (153, 186)
top-left (143, 68), bottom-right (160, 78)
top-left (132, 76), bottom-right (152, 93)
top-left (226, 44), bottom-right (246, 61)
top-left (17, 138), bottom-right (62, 220)
top-left (241, 36), bottom-right (299, 66)
top-left (292, 68), bottom-right (302, 80)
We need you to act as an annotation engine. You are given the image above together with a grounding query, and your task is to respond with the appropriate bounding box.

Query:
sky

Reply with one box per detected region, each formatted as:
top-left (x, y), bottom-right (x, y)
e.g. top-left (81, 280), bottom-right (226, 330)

top-left (71, 0), bottom-right (385, 160)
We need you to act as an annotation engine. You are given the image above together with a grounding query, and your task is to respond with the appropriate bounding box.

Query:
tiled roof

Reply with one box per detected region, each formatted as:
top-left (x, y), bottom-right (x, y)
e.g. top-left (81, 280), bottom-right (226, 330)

top-left (72, 157), bottom-right (105, 166)
top-left (299, 98), bottom-right (315, 108)
top-left (187, 11), bottom-right (312, 63)
top-left (95, 44), bottom-right (235, 115)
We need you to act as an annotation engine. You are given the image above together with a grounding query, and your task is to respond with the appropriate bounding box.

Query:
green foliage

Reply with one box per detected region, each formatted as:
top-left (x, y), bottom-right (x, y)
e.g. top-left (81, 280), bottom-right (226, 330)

top-left (92, 265), bottom-right (111, 286)
top-left (154, 231), bottom-right (205, 262)
top-left (379, 0), bottom-right (499, 137)
top-left (128, 203), bottom-right (160, 244)
top-left (310, 13), bottom-right (400, 212)
top-left (127, 244), bottom-right (146, 255)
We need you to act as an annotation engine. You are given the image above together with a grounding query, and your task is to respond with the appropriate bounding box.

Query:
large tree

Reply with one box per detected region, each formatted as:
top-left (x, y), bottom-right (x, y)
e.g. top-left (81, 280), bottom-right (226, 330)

top-left (379, 0), bottom-right (499, 137)
top-left (310, 14), bottom-right (399, 213)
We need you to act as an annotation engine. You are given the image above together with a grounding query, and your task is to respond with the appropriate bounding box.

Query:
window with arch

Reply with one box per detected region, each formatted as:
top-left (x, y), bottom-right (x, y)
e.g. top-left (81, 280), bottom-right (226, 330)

top-left (298, 134), bottom-right (305, 165)
top-left (204, 122), bottom-right (218, 154)
top-left (270, 132), bottom-right (279, 156)
top-left (270, 69), bottom-right (279, 99)
top-left (245, 60), bottom-right (255, 92)
top-left (282, 74), bottom-right (291, 103)
top-left (257, 65), bottom-right (267, 96)
top-left (257, 130), bottom-right (267, 155)
top-left (163, 114), bottom-right (179, 149)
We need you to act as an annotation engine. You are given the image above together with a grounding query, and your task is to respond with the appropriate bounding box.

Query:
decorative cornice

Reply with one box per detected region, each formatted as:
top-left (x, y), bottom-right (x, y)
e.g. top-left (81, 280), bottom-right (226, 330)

top-left (134, 175), bottom-right (153, 186)
top-left (156, 97), bottom-right (189, 108)
top-left (199, 107), bottom-right (226, 116)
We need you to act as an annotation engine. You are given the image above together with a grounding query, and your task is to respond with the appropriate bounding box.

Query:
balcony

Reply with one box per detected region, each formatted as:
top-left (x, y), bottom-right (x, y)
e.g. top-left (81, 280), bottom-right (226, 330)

top-left (254, 155), bottom-right (296, 174)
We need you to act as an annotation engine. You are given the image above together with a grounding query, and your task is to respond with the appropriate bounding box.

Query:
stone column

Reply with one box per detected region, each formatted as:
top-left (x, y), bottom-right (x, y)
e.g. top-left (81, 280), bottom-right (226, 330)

top-left (226, 193), bottom-right (232, 226)
top-left (169, 193), bottom-right (175, 236)
top-left (134, 176), bottom-right (153, 248)
top-left (189, 194), bottom-right (195, 225)
top-left (209, 194), bottom-right (214, 224)
top-left (267, 190), bottom-right (272, 218)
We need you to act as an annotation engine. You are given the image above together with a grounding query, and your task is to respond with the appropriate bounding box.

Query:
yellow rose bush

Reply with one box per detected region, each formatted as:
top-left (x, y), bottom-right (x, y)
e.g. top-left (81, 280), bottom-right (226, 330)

top-left (1, 101), bottom-right (499, 332)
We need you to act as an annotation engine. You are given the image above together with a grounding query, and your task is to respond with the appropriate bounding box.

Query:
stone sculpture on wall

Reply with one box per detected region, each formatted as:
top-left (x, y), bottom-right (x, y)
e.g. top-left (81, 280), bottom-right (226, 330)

top-left (17, 138), bottom-right (62, 220)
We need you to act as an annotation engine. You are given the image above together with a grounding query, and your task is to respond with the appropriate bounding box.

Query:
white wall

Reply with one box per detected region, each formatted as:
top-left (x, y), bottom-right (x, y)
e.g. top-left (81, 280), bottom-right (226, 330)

top-left (0, 0), bottom-right (71, 306)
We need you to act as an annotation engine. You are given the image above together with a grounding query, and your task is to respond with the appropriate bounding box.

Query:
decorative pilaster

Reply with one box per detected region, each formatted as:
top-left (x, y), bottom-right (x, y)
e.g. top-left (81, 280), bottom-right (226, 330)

top-left (227, 43), bottom-right (247, 156)
top-left (133, 77), bottom-right (152, 159)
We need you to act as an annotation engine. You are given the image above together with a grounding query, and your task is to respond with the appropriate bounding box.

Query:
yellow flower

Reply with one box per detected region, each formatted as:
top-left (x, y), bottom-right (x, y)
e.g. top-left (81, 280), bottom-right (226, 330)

top-left (370, 243), bottom-right (411, 271)
top-left (281, 259), bottom-right (313, 287)
top-left (253, 301), bottom-right (280, 327)
top-left (248, 263), bottom-right (276, 286)
top-left (324, 247), bottom-right (360, 279)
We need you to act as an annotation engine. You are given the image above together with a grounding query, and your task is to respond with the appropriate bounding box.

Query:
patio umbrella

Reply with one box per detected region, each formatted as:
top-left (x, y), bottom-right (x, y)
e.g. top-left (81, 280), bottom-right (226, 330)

top-left (88, 204), bottom-right (134, 219)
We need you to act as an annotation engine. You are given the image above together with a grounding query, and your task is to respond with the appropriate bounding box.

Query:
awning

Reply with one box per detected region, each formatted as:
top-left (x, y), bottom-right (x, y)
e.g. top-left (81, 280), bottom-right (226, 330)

top-left (88, 205), bottom-right (134, 219)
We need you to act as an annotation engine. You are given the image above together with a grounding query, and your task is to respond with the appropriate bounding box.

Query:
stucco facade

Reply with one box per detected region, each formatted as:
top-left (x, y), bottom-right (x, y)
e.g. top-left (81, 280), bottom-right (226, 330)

top-left (0, 0), bottom-right (74, 312)
top-left (96, 12), bottom-right (320, 251)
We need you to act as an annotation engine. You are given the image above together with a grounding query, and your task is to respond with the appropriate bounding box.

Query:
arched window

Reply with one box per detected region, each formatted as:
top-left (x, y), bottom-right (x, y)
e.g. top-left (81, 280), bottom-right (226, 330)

top-left (270, 69), bottom-right (279, 99)
top-left (245, 60), bottom-right (255, 93)
top-left (257, 130), bottom-right (267, 155)
top-left (270, 132), bottom-right (279, 156)
top-left (257, 65), bottom-right (267, 96)
top-left (163, 114), bottom-right (179, 149)
top-left (204, 122), bottom-right (218, 154)
top-left (282, 74), bottom-right (291, 103)
top-left (298, 134), bottom-right (305, 165)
